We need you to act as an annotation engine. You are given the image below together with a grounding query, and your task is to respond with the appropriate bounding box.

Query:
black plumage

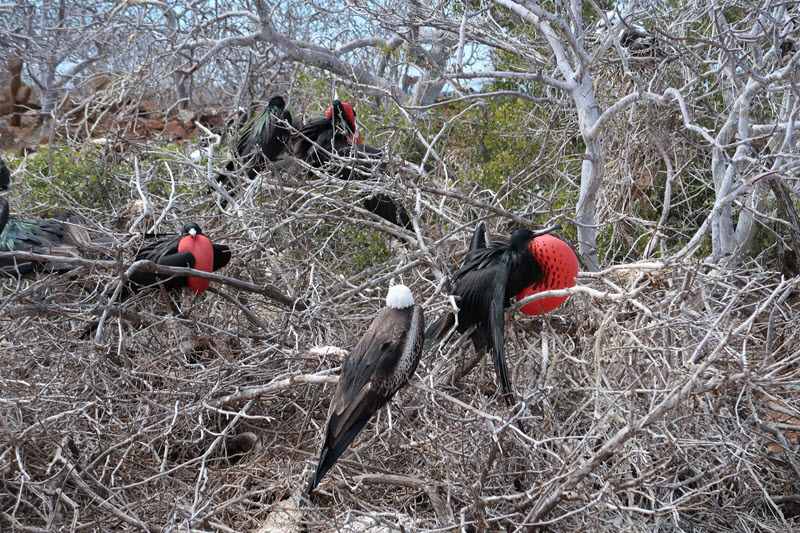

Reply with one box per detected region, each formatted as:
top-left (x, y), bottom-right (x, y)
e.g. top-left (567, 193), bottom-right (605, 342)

top-left (223, 96), bottom-right (293, 182)
top-left (293, 100), bottom-right (358, 166)
top-left (293, 101), bottom-right (412, 229)
top-left (306, 285), bottom-right (424, 497)
top-left (425, 224), bottom-right (559, 407)
top-left (620, 28), bottom-right (666, 57)
top-left (127, 222), bottom-right (231, 292)
top-left (0, 197), bottom-right (88, 276)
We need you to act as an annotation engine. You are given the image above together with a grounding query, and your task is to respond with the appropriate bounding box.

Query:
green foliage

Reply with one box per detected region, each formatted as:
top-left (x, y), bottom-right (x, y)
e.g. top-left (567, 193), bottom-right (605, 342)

top-left (18, 145), bottom-right (126, 210)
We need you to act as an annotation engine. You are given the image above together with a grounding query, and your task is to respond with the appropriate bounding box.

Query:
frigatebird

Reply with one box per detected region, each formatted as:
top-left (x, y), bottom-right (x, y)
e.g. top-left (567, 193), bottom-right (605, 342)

top-left (425, 224), bottom-right (577, 407)
top-left (0, 197), bottom-right (89, 276)
top-left (305, 284), bottom-right (424, 497)
top-left (128, 222), bottom-right (231, 293)
top-left (293, 100), bottom-right (411, 229)
top-left (293, 100), bottom-right (360, 166)
top-left (225, 96), bottom-right (293, 181)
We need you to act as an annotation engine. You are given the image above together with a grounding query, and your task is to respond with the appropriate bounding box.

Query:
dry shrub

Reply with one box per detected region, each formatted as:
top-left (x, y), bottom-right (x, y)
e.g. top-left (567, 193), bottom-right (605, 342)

top-left (1, 142), bottom-right (799, 533)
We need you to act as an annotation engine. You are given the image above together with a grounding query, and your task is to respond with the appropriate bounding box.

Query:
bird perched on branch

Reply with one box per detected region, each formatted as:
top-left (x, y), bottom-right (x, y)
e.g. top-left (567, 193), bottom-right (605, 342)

top-left (293, 100), bottom-right (360, 165)
top-left (305, 284), bottom-right (424, 498)
top-left (221, 96), bottom-right (293, 183)
top-left (620, 27), bottom-right (666, 57)
top-left (293, 100), bottom-right (411, 229)
top-left (425, 224), bottom-right (577, 407)
top-left (0, 197), bottom-right (89, 277)
top-left (128, 222), bottom-right (231, 293)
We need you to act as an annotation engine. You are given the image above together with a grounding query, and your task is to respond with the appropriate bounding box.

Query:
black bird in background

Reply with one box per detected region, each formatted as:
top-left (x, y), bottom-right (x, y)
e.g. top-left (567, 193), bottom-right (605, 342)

top-left (127, 222), bottom-right (231, 293)
top-left (305, 284), bottom-right (424, 498)
top-left (221, 96), bottom-right (292, 183)
top-left (0, 157), bottom-right (11, 190)
top-left (425, 224), bottom-right (569, 407)
top-left (294, 100), bottom-right (411, 229)
top-left (0, 197), bottom-right (89, 276)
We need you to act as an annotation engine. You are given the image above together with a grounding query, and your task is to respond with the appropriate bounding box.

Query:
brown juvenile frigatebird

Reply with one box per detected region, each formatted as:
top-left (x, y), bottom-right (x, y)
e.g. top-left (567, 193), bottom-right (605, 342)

top-left (128, 222), bottom-right (231, 293)
top-left (305, 284), bottom-right (424, 498)
top-left (293, 100), bottom-right (411, 229)
top-left (425, 223), bottom-right (577, 407)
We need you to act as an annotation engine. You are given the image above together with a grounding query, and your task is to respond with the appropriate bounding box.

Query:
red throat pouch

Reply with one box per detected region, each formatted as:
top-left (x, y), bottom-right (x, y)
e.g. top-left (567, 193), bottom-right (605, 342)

top-left (178, 234), bottom-right (214, 293)
top-left (516, 235), bottom-right (579, 316)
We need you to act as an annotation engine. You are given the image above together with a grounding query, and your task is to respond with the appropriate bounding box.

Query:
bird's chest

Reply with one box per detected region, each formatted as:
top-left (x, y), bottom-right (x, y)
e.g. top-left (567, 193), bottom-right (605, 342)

top-left (178, 235), bottom-right (214, 292)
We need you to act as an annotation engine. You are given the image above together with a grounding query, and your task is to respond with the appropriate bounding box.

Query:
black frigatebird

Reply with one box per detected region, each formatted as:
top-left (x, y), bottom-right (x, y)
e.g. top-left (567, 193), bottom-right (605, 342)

top-left (305, 284), bottom-right (424, 497)
top-left (425, 224), bottom-right (578, 407)
top-left (0, 197), bottom-right (89, 276)
top-left (128, 222), bottom-right (231, 293)
top-left (293, 100), bottom-right (411, 229)
top-left (217, 96), bottom-right (293, 201)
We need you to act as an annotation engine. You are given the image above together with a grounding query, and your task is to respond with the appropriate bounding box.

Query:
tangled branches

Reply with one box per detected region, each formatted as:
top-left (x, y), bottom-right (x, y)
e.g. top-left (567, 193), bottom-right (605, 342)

top-left (1, 142), bottom-right (799, 532)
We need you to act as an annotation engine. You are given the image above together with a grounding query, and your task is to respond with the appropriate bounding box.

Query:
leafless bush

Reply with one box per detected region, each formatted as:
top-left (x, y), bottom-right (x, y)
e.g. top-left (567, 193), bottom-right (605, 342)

top-left (1, 137), bottom-right (799, 533)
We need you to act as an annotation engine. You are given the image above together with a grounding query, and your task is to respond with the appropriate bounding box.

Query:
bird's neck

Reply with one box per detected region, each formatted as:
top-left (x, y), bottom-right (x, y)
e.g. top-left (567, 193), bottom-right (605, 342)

top-left (505, 249), bottom-right (542, 297)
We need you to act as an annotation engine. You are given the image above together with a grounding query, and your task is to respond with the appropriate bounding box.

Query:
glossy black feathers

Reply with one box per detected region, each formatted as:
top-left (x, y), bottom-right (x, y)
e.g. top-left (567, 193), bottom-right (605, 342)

top-left (293, 100), bottom-right (356, 167)
top-left (425, 225), bottom-right (544, 407)
top-left (226, 96), bottom-right (292, 180)
top-left (0, 197), bottom-right (88, 276)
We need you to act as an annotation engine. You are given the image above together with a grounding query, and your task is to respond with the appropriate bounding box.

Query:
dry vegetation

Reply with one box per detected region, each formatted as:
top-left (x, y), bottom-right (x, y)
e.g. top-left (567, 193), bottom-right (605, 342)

top-left (1, 139), bottom-right (799, 532)
top-left (2, 1), bottom-right (800, 530)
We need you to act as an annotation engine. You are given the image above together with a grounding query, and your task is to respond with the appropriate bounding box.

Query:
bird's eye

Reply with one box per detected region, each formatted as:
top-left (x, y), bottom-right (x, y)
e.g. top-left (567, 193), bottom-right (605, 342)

top-left (380, 342), bottom-right (393, 352)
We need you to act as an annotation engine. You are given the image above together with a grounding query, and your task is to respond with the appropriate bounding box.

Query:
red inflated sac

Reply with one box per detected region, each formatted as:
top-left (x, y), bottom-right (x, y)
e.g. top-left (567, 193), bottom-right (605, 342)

top-left (178, 234), bottom-right (214, 293)
top-left (516, 235), bottom-right (578, 316)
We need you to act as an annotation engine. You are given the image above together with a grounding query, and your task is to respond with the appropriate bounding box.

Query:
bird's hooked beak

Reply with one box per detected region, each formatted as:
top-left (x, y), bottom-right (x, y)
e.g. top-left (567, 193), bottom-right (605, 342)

top-left (189, 227), bottom-right (197, 239)
top-left (532, 224), bottom-right (561, 237)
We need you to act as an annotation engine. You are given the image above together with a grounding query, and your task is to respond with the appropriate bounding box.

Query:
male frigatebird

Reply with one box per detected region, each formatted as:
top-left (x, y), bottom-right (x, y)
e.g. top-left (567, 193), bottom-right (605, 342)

top-left (425, 224), bottom-right (577, 407)
top-left (225, 96), bottom-right (293, 181)
top-left (293, 100), bottom-right (411, 229)
top-left (293, 100), bottom-right (359, 165)
top-left (128, 222), bottom-right (231, 293)
top-left (305, 284), bottom-right (424, 497)
top-left (0, 197), bottom-right (89, 276)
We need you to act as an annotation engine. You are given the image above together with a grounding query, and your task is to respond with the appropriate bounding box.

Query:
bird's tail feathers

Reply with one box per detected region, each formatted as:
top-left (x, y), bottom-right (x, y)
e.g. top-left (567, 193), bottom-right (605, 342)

top-left (489, 345), bottom-right (516, 408)
top-left (305, 420), bottom-right (369, 497)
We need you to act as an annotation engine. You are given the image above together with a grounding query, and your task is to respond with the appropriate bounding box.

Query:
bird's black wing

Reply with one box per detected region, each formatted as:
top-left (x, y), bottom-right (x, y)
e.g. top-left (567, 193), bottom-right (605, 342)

top-left (425, 229), bottom-right (497, 349)
top-left (128, 236), bottom-right (194, 290)
top-left (361, 194), bottom-right (411, 229)
top-left (469, 223), bottom-right (487, 252)
top-left (452, 242), bottom-right (506, 282)
top-left (135, 235), bottom-right (180, 263)
top-left (456, 262), bottom-right (515, 406)
top-left (293, 117), bottom-right (333, 165)
top-left (212, 244), bottom-right (231, 272)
